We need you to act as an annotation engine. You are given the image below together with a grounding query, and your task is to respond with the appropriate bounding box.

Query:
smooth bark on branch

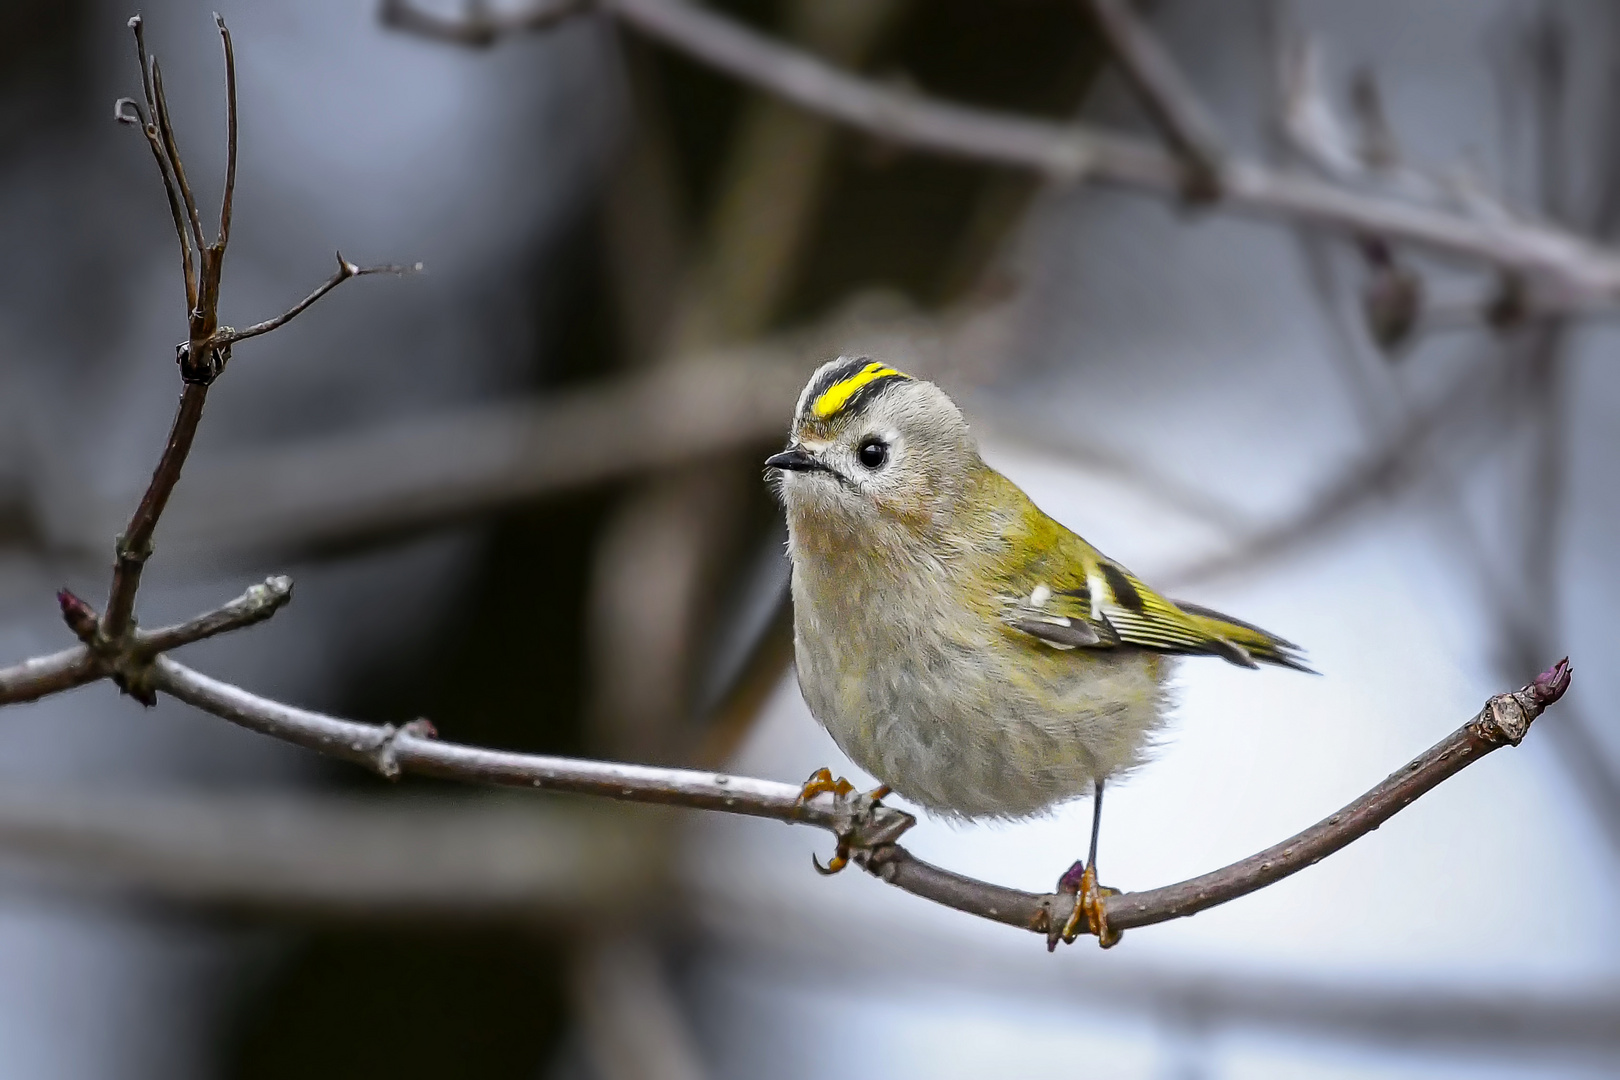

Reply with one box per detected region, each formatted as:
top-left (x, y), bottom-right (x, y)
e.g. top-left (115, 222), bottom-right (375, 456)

top-left (141, 647), bottom-right (1571, 946)
top-left (0, 647), bottom-right (99, 706)
top-left (383, 0), bottom-right (1620, 310)
top-left (133, 576), bottom-right (293, 657)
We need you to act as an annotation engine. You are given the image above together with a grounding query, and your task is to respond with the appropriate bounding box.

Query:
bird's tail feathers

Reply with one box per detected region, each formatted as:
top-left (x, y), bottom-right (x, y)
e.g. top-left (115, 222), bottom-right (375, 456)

top-left (1173, 601), bottom-right (1316, 673)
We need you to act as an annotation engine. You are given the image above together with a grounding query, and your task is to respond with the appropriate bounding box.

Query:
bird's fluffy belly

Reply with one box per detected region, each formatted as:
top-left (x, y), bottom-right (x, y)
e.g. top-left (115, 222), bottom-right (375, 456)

top-left (793, 597), bottom-right (1170, 820)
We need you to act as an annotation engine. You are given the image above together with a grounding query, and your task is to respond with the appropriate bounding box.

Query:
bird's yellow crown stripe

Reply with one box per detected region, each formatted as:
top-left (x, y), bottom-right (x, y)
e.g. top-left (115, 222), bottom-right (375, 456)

top-left (812, 362), bottom-right (910, 418)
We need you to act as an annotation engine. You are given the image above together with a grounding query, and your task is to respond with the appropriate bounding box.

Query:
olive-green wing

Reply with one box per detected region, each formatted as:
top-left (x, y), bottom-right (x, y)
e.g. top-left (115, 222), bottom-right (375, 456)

top-left (993, 521), bottom-right (1311, 672)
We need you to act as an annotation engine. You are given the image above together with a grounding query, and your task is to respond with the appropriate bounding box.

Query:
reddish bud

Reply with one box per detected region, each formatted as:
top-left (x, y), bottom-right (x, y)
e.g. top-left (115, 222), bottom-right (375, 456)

top-left (1055, 859), bottom-right (1086, 895)
top-left (1532, 657), bottom-right (1572, 706)
top-left (56, 589), bottom-right (99, 642)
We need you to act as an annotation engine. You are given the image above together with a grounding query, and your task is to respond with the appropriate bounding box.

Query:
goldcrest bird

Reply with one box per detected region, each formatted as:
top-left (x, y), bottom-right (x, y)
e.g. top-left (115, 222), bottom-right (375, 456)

top-left (766, 356), bottom-right (1308, 946)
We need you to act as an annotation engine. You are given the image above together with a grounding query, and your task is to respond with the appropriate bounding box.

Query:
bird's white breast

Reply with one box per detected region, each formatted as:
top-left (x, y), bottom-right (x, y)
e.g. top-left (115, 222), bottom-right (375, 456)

top-left (786, 531), bottom-right (1170, 821)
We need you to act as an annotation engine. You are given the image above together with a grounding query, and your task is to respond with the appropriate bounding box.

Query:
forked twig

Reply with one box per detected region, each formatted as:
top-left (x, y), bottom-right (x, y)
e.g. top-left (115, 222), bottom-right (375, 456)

top-left (99, 15), bottom-right (414, 650)
top-left (213, 254), bottom-right (422, 348)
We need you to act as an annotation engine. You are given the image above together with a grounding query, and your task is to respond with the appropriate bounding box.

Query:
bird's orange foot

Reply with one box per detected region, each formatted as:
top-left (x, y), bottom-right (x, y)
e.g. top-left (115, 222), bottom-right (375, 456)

top-left (1052, 860), bottom-right (1122, 950)
top-left (796, 767), bottom-right (892, 875)
top-left (797, 766), bottom-right (855, 804)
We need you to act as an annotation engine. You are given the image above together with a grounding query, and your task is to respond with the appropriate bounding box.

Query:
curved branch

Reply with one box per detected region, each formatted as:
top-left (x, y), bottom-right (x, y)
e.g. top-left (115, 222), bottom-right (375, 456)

top-left (141, 648), bottom-right (1570, 946)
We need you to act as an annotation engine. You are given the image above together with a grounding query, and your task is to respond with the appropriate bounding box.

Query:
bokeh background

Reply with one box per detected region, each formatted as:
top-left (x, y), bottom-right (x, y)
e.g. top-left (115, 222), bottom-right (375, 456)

top-left (0, 0), bottom-right (1616, 1077)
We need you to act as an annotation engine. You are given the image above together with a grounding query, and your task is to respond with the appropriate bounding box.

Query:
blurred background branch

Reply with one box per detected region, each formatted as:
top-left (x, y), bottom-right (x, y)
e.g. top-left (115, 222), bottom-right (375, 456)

top-left (388, 0), bottom-right (1620, 313)
top-left (0, 783), bottom-right (1614, 1057)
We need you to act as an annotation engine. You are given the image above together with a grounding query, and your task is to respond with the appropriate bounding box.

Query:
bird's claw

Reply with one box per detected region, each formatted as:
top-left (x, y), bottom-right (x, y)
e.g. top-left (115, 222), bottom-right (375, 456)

top-left (797, 766), bottom-right (856, 803)
top-left (1051, 860), bottom-right (1122, 950)
top-left (812, 842), bottom-right (849, 875)
top-left (797, 767), bottom-right (894, 876)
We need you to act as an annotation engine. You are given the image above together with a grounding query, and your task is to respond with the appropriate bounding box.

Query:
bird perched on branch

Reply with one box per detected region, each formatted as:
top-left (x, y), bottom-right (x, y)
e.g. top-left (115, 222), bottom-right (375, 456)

top-left (767, 356), bottom-right (1309, 947)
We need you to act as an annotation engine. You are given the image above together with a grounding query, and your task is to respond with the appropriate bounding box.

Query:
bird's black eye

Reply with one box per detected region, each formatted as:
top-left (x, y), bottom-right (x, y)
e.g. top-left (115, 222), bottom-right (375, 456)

top-left (857, 437), bottom-right (889, 469)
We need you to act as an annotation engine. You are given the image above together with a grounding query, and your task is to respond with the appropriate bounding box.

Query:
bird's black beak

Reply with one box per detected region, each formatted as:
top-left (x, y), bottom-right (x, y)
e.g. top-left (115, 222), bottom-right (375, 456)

top-left (765, 446), bottom-right (823, 472)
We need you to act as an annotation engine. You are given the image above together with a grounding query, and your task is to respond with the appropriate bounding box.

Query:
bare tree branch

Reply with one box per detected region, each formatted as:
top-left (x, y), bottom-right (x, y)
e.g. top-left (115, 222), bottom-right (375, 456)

top-left (98, 16), bottom-right (414, 658)
top-left (117, 23), bottom-right (197, 310)
top-left (102, 383), bottom-right (209, 642)
top-left (0, 13), bottom-right (1576, 972)
top-left (6, 787), bottom-right (1609, 1052)
top-left (148, 60), bottom-right (207, 266)
top-left (131, 576), bottom-right (293, 657)
top-left (118, 641), bottom-right (1570, 947)
top-left (1081, 0), bottom-right (1227, 199)
top-left (212, 253), bottom-right (421, 349)
top-left (0, 647), bottom-right (98, 707)
top-left (215, 13), bottom-right (238, 251)
top-left (382, 0), bottom-right (1620, 313)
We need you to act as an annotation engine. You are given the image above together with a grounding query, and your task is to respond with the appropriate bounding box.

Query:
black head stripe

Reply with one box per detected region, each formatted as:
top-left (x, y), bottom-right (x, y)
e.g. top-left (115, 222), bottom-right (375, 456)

top-left (805, 356), bottom-right (875, 407)
top-left (800, 357), bottom-right (913, 425)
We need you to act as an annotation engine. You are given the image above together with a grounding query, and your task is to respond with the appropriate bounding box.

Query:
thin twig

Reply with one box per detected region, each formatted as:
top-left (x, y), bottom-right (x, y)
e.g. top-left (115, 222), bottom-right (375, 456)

top-left (4, 575), bottom-right (296, 707)
top-left (384, 0), bottom-right (1620, 312)
top-left (101, 383), bottom-right (210, 641)
top-left (1081, 0), bottom-right (1227, 199)
top-left (212, 254), bottom-right (421, 348)
top-left (124, 17), bottom-right (198, 312)
top-left (98, 16), bottom-right (413, 653)
top-left (148, 60), bottom-right (208, 268)
top-left (132, 576), bottom-right (293, 657)
top-left (215, 13), bottom-right (237, 251)
top-left (140, 647), bottom-right (1570, 946)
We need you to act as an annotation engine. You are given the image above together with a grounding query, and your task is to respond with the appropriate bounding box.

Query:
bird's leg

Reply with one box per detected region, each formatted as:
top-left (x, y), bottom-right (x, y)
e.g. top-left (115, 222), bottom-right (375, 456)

top-left (1053, 781), bottom-right (1122, 949)
top-left (796, 767), bottom-right (893, 875)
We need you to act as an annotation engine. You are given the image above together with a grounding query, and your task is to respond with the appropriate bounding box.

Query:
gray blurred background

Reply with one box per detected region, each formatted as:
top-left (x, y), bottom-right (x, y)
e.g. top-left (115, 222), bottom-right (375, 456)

top-left (0, 0), bottom-right (1616, 1077)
